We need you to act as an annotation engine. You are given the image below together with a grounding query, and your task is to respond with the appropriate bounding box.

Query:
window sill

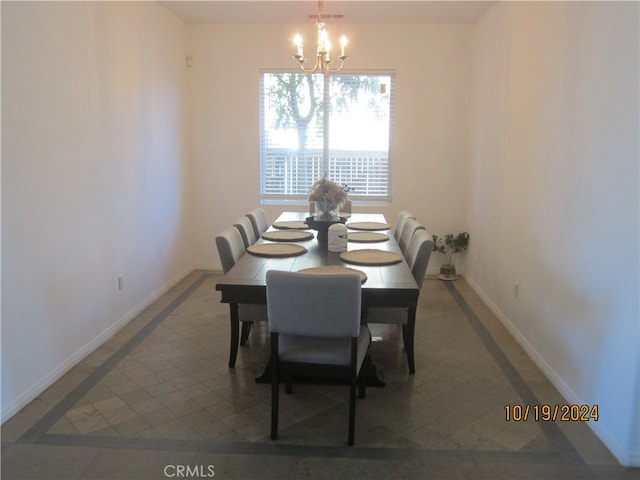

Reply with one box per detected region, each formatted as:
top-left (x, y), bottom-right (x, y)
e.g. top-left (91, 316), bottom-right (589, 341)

top-left (261, 197), bottom-right (391, 208)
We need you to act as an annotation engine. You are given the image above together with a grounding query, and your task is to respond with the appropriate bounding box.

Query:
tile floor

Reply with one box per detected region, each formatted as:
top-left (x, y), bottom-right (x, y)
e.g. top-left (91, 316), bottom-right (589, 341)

top-left (1, 271), bottom-right (636, 479)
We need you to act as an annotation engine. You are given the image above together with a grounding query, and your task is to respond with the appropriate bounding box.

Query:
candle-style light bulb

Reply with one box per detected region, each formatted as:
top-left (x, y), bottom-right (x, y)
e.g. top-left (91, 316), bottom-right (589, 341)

top-left (294, 33), bottom-right (303, 58)
top-left (340, 35), bottom-right (347, 57)
top-left (318, 28), bottom-right (329, 54)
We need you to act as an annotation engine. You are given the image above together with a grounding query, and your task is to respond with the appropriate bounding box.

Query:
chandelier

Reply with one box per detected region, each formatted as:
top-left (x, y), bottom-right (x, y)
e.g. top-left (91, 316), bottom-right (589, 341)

top-left (292, 0), bottom-right (348, 74)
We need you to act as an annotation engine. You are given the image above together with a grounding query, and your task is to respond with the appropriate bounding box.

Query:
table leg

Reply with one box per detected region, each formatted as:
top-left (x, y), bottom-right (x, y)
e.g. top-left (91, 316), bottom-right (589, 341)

top-left (362, 354), bottom-right (385, 387)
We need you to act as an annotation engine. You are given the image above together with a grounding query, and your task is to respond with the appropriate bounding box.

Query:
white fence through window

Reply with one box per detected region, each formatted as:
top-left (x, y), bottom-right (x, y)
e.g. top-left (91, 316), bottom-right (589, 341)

top-left (262, 148), bottom-right (389, 198)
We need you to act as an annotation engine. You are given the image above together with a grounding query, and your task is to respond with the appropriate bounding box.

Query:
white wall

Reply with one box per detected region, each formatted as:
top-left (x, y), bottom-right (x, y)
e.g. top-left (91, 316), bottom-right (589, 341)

top-left (3, 0), bottom-right (637, 468)
top-left (1, 1), bottom-right (192, 420)
top-left (468, 1), bottom-right (639, 466)
top-left (188, 22), bottom-right (473, 270)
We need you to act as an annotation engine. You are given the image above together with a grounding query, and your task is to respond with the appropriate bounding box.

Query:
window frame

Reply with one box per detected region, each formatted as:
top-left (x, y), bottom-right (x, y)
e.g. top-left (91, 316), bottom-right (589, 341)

top-left (259, 69), bottom-right (395, 206)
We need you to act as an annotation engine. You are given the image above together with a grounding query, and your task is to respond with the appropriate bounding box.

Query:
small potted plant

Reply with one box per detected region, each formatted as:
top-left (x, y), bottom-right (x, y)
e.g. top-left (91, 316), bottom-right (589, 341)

top-left (432, 231), bottom-right (470, 280)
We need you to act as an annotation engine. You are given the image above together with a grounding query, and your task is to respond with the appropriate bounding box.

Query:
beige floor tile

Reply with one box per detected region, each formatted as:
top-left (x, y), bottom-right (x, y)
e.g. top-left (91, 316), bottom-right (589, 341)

top-left (1, 444), bottom-right (100, 480)
top-left (2, 272), bottom-right (633, 480)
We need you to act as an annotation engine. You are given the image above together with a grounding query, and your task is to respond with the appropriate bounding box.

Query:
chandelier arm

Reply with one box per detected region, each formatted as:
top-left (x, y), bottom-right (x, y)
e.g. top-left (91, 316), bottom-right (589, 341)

top-left (294, 54), bottom-right (348, 74)
top-left (322, 57), bottom-right (346, 73)
top-left (294, 54), bottom-right (319, 73)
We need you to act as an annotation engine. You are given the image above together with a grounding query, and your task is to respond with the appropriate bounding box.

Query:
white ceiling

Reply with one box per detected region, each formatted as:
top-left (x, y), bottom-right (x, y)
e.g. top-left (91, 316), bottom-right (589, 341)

top-left (159, 1), bottom-right (497, 25)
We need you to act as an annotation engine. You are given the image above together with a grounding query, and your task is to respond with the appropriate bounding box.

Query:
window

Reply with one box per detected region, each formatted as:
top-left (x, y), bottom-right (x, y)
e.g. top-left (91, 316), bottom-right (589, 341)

top-left (260, 72), bottom-right (394, 203)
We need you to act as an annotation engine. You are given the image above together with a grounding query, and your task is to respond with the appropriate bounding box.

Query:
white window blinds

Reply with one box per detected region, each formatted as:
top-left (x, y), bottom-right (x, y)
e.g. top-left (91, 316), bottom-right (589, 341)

top-left (260, 72), bottom-right (394, 201)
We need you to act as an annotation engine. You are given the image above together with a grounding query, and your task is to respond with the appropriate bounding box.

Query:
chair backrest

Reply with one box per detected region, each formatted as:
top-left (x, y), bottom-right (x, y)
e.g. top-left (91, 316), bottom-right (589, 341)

top-left (398, 218), bottom-right (425, 255)
top-left (246, 208), bottom-right (269, 239)
top-left (266, 271), bottom-right (362, 338)
top-left (234, 216), bottom-right (258, 248)
top-left (405, 229), bottom-right (434, 289)
top-left (215, 226), bottom-right (246, 274)
top-left (394, 210), bottom-right (416, 241)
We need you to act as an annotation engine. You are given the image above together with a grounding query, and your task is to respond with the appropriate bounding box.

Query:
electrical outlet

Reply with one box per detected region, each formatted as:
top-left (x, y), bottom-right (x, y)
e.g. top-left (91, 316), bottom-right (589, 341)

top-left (118, 275), bottom-right (124, 291)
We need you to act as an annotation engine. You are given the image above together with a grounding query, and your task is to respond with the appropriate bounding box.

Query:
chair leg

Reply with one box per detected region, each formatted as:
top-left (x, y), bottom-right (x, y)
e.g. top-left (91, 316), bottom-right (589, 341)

top-left (270, 333), bottom-right (279, 441)
top-left (229, 304), bottom-right (240, 368)
top-left (348, 376), bottom-right (356, 446)
top-left (240, 321), bottom-right (252, 346)
top-left (348, 338), bottom-right (358, 446)
top-left (405, 306), bottom-right (417, 374)
top-left (401, 324), bottom-right (408, 351)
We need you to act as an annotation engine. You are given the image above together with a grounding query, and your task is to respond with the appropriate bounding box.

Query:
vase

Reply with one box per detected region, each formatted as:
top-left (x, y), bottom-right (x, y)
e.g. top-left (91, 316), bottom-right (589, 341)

top-left (438, 264), bottom-right (457, 281)
top-left (314, 201), bottom-right (340, 221)
top-left (340, 199), bottom-right (352, 218)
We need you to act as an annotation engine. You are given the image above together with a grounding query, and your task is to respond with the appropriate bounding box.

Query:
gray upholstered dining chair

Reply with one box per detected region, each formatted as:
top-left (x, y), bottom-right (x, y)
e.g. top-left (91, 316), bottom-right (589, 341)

top-left (398, 217), bottom-right (426, 255)
top-left (246, 208), bottom-right (269, 239)
top-left (215, 226), bottom-right (268, 367)
top-left (266, 270), bottom-right (371, 446)
top-left (215, 226), bottom-right (245, 274)
top-left (234, 216), bottom-right (258, 249)
top-left (365, 229), bottom-right (433, 374)
top-left (394, 210), bottom-right (416, 242)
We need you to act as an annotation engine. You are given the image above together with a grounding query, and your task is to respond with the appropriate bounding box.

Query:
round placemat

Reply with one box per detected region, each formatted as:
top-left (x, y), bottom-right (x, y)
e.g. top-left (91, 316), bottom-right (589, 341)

top-left (247, 243), bottom-right (307, 258)
top-left (348, 232), bottom-right (389, 243)
top-left (298, 266), bottom-right (367, 284)
top-left (272, 221), bottom-right (309, 230)
top-left (262, 230), bottom-right (314, 242)
top-left (346, 221), bottom-right (391, 231)
top-left (340, 249), bottom-right (403, 266)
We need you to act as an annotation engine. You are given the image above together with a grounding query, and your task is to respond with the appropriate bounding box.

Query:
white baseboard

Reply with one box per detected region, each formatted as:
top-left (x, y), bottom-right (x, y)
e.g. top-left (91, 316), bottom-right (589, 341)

top-left (463, 273), bottom-right (638, 467)
top-left (194, 261), bottom-right (220, 271)
top-left (1, 266), bottom-right (194, 424)
top-left (463, 274), bottom-right (579, 398)
top-left (426, 266), bottom-right (442, 277)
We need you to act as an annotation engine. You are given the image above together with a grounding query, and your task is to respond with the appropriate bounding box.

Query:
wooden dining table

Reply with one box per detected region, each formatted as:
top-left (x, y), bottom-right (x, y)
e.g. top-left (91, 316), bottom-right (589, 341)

top-left (215, 211), bottom-right (420, 379)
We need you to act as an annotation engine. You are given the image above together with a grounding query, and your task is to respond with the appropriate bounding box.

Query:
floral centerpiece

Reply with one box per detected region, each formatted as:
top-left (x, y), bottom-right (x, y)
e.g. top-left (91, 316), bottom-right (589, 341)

top-left (308, 178), bottom-right (349, 221)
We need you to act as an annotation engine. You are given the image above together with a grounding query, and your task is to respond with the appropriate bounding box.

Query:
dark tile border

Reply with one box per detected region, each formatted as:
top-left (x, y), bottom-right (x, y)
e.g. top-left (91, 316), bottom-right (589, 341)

top-left (18, 274), bottom-right (210, 443)
top-left (14, 273), bottom-right (586, 467)
top-left (444, 282), bottom-right (583, 462)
